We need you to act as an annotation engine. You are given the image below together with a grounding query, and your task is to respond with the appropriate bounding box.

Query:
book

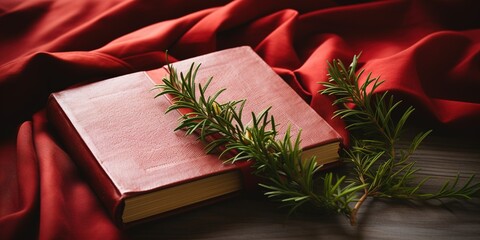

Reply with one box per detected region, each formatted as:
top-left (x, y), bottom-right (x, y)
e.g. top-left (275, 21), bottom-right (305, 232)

top-left (147, 46), bottom-right (342, 166)
top-left (47, 71), bottom-right (251, 227)
top-left (47, 46), bottom-right (342, 227)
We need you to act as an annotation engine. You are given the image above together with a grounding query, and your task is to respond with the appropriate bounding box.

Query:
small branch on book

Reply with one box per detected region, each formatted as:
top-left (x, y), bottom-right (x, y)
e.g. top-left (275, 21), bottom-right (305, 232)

top-left (153, 59), bottom-right (355, 220)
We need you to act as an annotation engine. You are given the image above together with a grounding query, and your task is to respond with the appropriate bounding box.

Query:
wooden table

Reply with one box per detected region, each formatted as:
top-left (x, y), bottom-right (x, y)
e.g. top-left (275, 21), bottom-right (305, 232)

top-left (125, 127), bottom-right (480, 239)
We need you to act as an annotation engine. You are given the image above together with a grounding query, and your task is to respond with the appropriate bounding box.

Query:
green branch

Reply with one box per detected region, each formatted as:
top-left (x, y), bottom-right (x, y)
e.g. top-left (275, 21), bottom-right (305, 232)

top-left (321, 54), bottom-right (480, 224)
top-left (153, 62), bottom-right (357, 218)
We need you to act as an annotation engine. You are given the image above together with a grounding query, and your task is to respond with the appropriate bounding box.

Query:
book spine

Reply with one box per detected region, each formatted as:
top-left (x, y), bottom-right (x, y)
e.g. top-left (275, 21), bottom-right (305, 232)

top-left (46, 94), bottom-right (124, 226)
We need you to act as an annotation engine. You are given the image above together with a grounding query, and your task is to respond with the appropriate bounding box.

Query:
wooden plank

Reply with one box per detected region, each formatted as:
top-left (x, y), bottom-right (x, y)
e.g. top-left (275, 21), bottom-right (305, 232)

top-left (126, 128), bottom-right (480, 239)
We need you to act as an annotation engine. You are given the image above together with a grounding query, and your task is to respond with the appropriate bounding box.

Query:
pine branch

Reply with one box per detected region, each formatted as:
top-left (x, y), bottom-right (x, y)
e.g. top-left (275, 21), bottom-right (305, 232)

top-left (154, 62), bottom-right (359, 217)
top-left (321, 54), bottom-right (480, 224)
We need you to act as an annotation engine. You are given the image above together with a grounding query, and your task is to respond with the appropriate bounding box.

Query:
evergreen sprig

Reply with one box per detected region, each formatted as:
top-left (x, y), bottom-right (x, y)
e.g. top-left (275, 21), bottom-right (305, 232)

top-left (321, 54), bottom-right (480, 224)
top-left (153, 62), bottom-right (361, 217)
top-left (153, 55), bottom-right (480, 225)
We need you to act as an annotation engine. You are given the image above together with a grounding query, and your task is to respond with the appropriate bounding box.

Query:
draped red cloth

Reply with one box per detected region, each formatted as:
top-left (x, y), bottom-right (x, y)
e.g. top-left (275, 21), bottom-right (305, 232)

top-left (1, 0), bottom-right (479, 239)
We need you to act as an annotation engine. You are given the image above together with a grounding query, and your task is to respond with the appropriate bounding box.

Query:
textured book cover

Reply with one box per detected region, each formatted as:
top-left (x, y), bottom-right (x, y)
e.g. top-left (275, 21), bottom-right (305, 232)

top-left (47, 46), bottom-right (342, 228)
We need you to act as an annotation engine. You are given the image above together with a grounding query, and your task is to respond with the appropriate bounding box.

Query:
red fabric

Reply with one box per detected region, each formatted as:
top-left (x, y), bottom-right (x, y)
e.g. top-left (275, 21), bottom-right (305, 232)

top-left (1, 0), bottom-right (479, 239)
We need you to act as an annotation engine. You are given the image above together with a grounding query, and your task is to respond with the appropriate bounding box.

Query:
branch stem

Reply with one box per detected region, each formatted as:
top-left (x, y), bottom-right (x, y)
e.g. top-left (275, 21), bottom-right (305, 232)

top-left (350, 190), bottom-right (368, 225)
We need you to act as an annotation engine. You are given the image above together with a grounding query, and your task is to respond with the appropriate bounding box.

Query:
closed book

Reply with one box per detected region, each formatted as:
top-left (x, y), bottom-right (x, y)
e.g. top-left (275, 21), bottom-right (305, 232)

top-left (147, 46), bottom-right (342, 166)
top-left (47, 46), bottom-right (342, 228)
top-left (47, 71), bottom-right (251, 227)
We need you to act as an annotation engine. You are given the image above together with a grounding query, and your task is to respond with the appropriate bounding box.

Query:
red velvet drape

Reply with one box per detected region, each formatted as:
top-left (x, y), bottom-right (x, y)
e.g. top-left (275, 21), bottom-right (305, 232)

top-left (1, 0), bottom-right (479, 239)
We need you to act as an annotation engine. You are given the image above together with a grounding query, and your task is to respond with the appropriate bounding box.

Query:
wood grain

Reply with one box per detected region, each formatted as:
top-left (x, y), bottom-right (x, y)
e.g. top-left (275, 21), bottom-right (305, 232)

top-left (126, 128), bottom-right (480, 239)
